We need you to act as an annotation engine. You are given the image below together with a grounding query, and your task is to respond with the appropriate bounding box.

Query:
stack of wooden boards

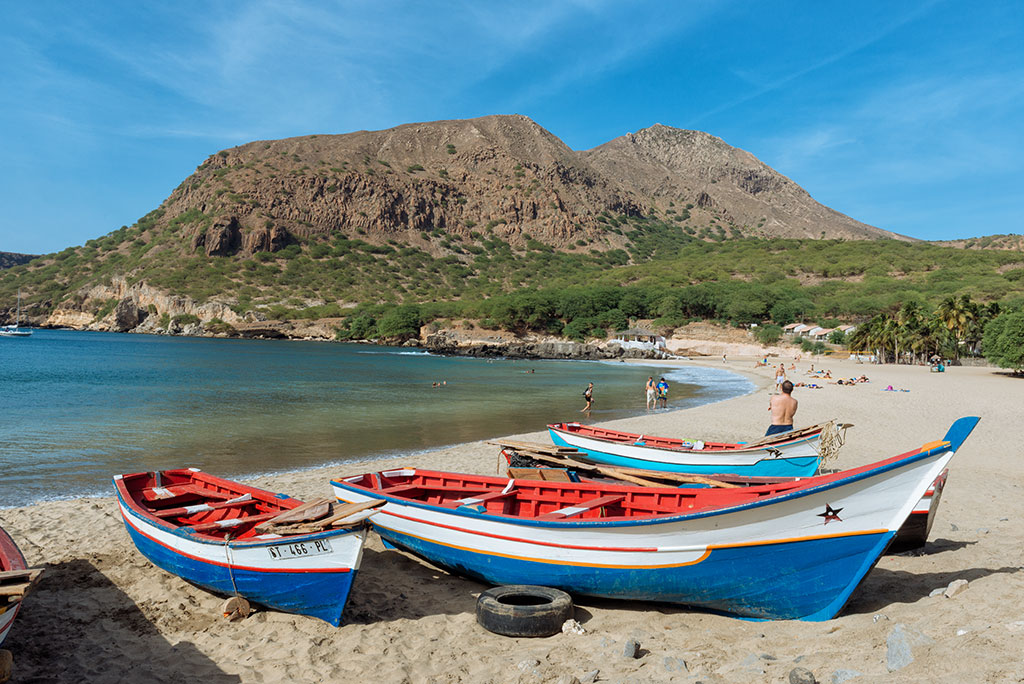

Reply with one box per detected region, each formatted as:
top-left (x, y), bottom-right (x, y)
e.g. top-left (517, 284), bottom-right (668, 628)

top-left (254, 498), bottom-right (384, 536)
top-left (0, 568), bottom-right (43, 607)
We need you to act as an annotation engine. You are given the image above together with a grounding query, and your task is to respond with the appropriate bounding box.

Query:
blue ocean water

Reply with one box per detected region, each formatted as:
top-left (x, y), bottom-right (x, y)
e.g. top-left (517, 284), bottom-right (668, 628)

top-left (0, 330), bottom-right (752, 507)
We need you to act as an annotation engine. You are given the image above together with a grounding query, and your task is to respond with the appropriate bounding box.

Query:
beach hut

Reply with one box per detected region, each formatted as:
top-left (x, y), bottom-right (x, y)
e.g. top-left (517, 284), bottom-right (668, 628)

top-left (783, 323), bottom-right (802, 336)
top-left (812, 328), bottom-right (835, 341)
top-left (613, 328), bottom-right (666, 350)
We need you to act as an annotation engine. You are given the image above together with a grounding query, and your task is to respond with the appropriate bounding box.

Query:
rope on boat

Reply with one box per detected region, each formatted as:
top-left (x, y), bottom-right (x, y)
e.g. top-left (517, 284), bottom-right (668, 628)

top-left (816, 420), bottom-right (849, 465)
top-left (225, 535), bottom-right (240, 598)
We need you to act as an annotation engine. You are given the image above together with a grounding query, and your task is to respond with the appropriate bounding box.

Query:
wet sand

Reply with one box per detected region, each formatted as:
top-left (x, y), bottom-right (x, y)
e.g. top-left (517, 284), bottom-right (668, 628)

top-left (2, 355), bottom-right (1022, 683)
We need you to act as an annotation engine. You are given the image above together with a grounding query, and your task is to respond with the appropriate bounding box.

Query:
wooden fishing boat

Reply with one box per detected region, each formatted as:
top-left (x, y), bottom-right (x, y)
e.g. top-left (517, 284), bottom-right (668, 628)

top-left (547, 421), bottom-right (833, 477)
top-left (499, 442), bottom-right (948, 553)
top-left (0, 526), bottom-right (42, 646)
top-left (332, 417), bottom-right (978, 621)
top-left (114, 468), bottom-right (382, 626)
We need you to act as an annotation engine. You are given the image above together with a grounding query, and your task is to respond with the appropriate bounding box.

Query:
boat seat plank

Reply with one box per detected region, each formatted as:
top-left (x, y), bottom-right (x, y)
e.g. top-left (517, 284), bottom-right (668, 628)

top-left (538, 494), bottom-right (625, 520)
top-left (152, 497), bottom-right (256, 519)
top-left (378, 484), bottom-right (426, 496)
top-left (506, 468), bottom-right (573, 482)
top-left (184, 511), bottom-right (281, 534)
top-left (142, 484), bottom-right (234, 503)
top-left (442, 489), bottom-right (518, 508)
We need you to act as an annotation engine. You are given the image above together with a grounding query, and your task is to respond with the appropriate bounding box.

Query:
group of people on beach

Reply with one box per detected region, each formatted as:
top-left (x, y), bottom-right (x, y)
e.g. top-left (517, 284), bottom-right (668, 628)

top-left (579, 375), bottom-right (671, 415)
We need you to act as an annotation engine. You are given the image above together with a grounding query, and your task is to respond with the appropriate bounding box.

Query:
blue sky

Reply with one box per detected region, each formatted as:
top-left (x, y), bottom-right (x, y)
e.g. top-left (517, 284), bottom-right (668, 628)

top-left (2, 1), bottom-right (1022, 253)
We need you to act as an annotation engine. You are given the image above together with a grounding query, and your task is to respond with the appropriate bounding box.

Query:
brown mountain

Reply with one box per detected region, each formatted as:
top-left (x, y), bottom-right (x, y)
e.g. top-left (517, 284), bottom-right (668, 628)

top-left (160, 115), bottom-right (906, 259)
top-left (583, 124), bottom-right (908, 241)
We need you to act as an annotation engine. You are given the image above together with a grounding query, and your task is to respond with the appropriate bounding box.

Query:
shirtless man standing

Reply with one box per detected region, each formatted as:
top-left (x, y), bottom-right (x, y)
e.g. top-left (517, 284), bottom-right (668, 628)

top-left (645, 376), bottom-right (656, 409)
top-left (766, 380), bottom-right (797, 436)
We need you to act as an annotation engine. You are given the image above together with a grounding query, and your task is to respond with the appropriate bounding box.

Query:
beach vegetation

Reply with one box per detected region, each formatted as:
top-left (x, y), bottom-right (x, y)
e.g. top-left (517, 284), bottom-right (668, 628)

top-left (754, 324), bottom-right (783, 345)
top-left (982, 311), bottom-right (1024, 372)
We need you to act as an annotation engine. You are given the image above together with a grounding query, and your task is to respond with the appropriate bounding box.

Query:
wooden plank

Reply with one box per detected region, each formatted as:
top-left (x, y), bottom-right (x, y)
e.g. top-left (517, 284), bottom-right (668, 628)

top-left (256, 499), bottom-right (385, 535)
top-left (539, 494), bottom-right (625, 520)
top-left (739, 422), bottom-right (826, 448)
top-left (152, 497), bottom-right (255, 519)
top-left (185, 511), bottom-right (280, 534)
top-left (142, 484), bottom-right (234, 503)
top-left (256, 497), bottom-right (332, 526)
top-left (0, 568), bottom-right (44, 599)
top-left (442, 489), bottom-right (518, 508)
top-left (488, 439), bottom-right (579, 456)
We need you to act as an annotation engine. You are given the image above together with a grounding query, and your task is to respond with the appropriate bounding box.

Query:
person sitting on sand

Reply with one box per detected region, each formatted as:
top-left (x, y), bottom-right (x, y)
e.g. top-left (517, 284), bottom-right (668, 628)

top-left (766, 380), bottom-right (797, 435)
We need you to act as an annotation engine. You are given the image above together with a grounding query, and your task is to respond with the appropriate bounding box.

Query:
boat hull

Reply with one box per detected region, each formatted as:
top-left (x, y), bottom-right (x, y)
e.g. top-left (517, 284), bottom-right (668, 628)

top-left (115, 488), bottom-right (367, 626)
top-left (549, 427), bottom-right (820, 477)
top-left (334, 418), bottom-right (979, 621)
top-left (0, 526), bottom-right (27, 646)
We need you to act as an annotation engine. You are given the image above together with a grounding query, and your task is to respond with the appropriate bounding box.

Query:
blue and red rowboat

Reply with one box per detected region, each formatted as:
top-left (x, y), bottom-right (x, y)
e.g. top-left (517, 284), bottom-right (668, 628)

top-left (114, 468), bottom-right (381, 626)
top-left (548, 422), bottom-right (826, 477)
top-left (333, 417), bottom-right (978, 621)
top-left (0, 526), bottom-right (30, 646)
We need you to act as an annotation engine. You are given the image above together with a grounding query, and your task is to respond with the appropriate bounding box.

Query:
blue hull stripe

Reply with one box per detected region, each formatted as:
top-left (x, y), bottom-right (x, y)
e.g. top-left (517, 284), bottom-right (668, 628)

top-left (122, 517), bottom-right (356, 626)
top-left (548, 431), bottom-right (819, 477)
top-left (374, 523), bottom-right (895, 621)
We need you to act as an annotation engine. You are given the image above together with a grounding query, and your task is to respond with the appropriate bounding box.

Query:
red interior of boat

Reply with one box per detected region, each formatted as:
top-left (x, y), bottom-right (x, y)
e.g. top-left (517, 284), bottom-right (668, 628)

top-left (118, 469), bottom-right (300, 540)
top-left (345, 439), bottom-right (942, 521)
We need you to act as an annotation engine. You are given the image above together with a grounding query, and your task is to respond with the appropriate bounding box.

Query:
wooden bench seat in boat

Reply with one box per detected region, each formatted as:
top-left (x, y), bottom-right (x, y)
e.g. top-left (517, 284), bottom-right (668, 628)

top-left (141, 484), bottom-right (234, 504)
top-left (538, 495), bottom-right (625, 520)
top-left (442, 489), bottom-right (518, 509)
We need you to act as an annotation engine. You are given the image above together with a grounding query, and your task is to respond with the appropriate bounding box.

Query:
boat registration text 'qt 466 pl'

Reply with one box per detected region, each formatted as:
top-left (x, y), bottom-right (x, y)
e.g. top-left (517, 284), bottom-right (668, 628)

top-left (267, 539), bottom-right (333, 560)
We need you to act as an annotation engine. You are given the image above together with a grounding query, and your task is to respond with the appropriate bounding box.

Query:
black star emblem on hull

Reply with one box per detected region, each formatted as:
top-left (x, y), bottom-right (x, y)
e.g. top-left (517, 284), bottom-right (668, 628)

top-left (818, 503), bottom-right (843, 524)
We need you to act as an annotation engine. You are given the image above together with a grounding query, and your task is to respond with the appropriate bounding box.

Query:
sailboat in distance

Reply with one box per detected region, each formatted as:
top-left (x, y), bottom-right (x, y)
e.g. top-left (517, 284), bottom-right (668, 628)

top-left (0, 289), bottom-right (32, 337)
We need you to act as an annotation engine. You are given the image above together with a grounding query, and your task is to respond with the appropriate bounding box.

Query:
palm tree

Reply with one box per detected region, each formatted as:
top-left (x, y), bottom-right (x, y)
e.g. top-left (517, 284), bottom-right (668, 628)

top-left (935, 295), bottom-right (976, 358)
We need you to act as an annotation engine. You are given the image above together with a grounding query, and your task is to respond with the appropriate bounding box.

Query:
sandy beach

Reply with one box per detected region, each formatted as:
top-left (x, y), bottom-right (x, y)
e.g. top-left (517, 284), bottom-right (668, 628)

top-left (3, 354), bottom-right (1023, 683)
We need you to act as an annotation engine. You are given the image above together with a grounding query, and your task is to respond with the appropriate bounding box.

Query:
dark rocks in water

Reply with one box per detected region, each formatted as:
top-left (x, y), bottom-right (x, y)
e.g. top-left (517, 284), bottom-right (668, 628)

top-left (112, 298), bottom-right (148, 332)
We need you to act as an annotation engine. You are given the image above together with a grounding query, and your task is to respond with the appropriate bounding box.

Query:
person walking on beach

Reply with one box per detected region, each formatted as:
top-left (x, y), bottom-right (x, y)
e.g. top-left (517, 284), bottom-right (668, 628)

top-left (581, 382), bottom-right (594, 414)
top-left (645, 376), bottom-right (656, 409)
top-left (766, 380), bottom-right (797, 435)
top-left (774, 364), bottom-right (786, 393)
top-left (656, 377), bottom-right (669, 409)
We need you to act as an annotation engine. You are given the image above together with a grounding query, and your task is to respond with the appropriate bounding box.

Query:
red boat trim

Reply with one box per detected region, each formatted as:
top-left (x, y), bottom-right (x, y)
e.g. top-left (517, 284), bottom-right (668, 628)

top-left (120, 507), bottom-right (350, 575)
